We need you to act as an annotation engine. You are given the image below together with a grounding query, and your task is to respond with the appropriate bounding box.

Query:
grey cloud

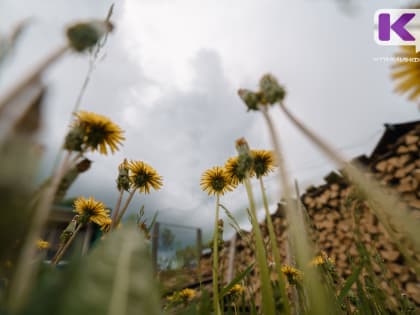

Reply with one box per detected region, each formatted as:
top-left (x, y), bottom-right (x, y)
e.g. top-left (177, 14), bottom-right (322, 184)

top-left (1, 0), bottom-right (419, 240)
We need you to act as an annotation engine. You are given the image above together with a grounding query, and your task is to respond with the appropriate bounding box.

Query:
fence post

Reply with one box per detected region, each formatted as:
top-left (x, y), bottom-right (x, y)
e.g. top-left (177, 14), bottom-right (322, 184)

top-left (196, 228), bottom-right (202, 278)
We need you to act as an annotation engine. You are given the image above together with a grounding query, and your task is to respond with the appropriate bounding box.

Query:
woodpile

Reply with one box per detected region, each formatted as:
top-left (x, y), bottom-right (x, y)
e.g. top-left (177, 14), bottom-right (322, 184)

top-left (212, 122), bottom-right (420, 307)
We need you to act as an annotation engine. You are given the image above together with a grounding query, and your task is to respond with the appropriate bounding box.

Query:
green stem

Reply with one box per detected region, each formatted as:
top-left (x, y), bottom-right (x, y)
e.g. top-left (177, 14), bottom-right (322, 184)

top-left (212, 194), bottom-right (222, 315)
top-left (115, 189), bottom-right (136, 226)
top-left (261, 106), bottom-right (334, 315)
top-left (51, 223), bottom-right (83, 266)
top-left (243, 177), bottom-right (276, 315)
top-left (50, 5), bottom-right (113, 172)
top-left (259, 177), bottom-right (291, 314)
top-left (111, 189), bottom-right (124, 229)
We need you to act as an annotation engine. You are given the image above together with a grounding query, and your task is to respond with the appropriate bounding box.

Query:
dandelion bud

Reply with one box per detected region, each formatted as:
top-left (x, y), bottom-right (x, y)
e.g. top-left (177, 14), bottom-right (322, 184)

top-left (238, 89), bottom-right (261, 111)
top-left (60, 216), bottom-right (78, 243)
top-left (76, 158), bottom-right (92, 172)
top-left (259, 73), bottom-right (286, 104)
top-left (235, 138), bottom-right (250, 155)
top-left (63, 127), bottom-right (84, 152)
top-left (218, 219), bottom-right (224, 228)
top-left (116, 159), bottom-right (130, 191)
top-left (66, 20), bottom-right (113, 52)
top-left (55, 159), bottom-right (92, 203)
top-left (235, 138), bottom-right (254, 178)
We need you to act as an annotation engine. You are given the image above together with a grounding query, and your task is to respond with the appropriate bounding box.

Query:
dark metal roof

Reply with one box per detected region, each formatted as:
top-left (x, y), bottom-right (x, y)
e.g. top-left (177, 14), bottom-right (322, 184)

top-left (369, 120), bottom-right (420, 162)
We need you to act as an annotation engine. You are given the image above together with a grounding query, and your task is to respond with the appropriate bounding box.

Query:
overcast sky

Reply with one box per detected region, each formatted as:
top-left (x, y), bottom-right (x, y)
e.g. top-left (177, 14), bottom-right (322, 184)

top-left (1, 0), bottom-right (418, 238)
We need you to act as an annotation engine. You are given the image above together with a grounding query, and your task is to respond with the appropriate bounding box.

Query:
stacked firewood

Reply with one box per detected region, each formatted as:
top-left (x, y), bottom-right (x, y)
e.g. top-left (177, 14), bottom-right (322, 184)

top-left (214, 124), bottom-right (420, 306)
top-left (371, 125), bottom-right (420, 216)
top-left (301, 173), bottom-right (419, 303)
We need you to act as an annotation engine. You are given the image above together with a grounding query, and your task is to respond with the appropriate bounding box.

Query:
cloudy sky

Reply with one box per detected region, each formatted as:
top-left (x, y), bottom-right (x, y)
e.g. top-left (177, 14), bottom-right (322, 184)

top-left (0, 0), bottom-right (418, 239)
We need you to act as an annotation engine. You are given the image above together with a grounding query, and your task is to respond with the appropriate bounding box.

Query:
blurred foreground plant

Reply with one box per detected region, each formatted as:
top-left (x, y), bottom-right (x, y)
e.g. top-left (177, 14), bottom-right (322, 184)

top-left (2, 16), bottom-right (115, 312)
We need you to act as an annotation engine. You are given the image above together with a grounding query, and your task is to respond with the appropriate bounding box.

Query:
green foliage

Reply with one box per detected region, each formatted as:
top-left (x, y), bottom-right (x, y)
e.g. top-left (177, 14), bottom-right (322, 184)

top-left (21, 225), bottom-right (160, 315)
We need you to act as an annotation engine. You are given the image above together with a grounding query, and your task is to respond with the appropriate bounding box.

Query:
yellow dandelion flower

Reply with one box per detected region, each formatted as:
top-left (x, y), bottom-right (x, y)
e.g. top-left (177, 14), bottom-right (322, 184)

top-left (310, 252), bottom-right (335, 266)
top-left (310, 255), bottom-right (324, 266)
top-left (252, 150), bottom-right (276, 178)
top-left (100, 217), bottom-right (112, 233)
top-left (200, 166), bottom-right (234, 196)
top-left (281, 264), bottom-right (303, 283)
top-left (128, 160), bottom-right (163, 193)
top-left (224, 156), bottom-right (254, 186)
top-left (118, 158), bottom-right (129, 171)
top-left (72, 110), bottom-right (125, 155)
top-left (391, 46), bottom-right (420, 101)
top-left (228, 284), bottom-right (245, 296)
top-left (179, 288), bottom-right (196, 301)
top-left (74, 196), bottom-right (110, 226)
top-left (36, 240), bottom-right (50, 249)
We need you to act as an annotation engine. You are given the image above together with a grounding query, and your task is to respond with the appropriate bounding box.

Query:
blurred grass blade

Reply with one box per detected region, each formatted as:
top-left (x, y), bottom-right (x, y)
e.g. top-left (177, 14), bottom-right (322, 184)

top-left (198, 289), bottom-right (211, 315)
top-left (0, 20), bottom-right (28, 69)
top-left (220, 204), bottom-right (243, 238)
top-left (356, 280), bottom-right (373, 315)
top-left (0, 80), bottom-right (45, 146)
top-left (23, 225), bottom-right (161, 315)
top-left (59, 224), bottom-right (161, 315)
top-left (260, 107), bottom-right (336, 315)
top-left (0, 44), bottom-right (68, 111)
top-left (221, 263), bottom-right (254, 297)
top-left (337, 263), bottom-right (364, 304)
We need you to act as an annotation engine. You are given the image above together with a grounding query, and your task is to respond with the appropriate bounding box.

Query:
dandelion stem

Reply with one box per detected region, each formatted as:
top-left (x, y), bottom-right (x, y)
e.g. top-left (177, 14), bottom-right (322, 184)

top-left (115, 189), bottom-right (136, 226)
top-left (8, 150), bottom-right (72, 311)
top-left (51, 223), bottom-right (83, 266)
top-left (277, 102), bottom-right (420, 275)
top-left (259, 177), bottom-right (291, 314)
top-left (111, 189), bottom-right (125, 229)
top-left (278, 102), bottom-right (345, 166)
top-left (50, 5), bottom-right (114, 172)
top-left (243, 176), bottom-right (276, 315)
top-left (69, 151), bottom-right (83, 166)
top-left (212, 194), bottom-right (222, 315)
top-left (260, 106), bottom-right (333, 314)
